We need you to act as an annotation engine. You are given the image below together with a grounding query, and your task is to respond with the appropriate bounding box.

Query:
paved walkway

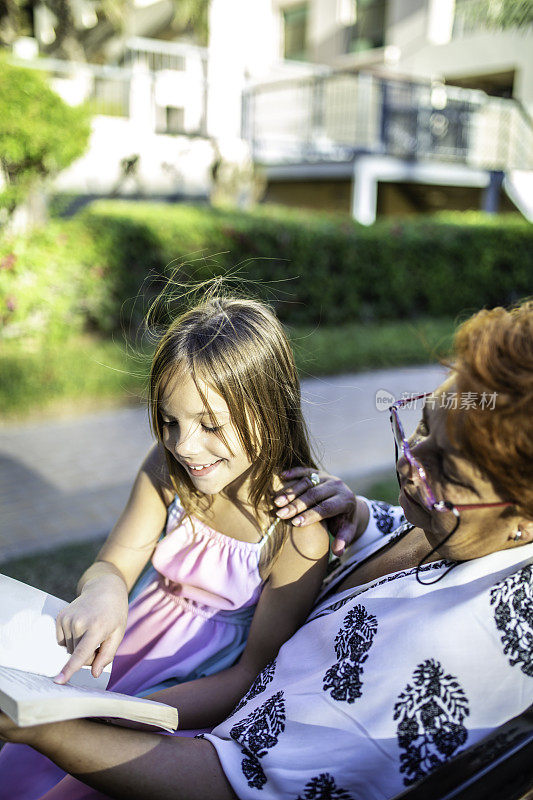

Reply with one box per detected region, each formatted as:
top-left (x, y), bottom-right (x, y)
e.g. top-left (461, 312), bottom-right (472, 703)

top-left (0, 364), bottom-right (446, 562)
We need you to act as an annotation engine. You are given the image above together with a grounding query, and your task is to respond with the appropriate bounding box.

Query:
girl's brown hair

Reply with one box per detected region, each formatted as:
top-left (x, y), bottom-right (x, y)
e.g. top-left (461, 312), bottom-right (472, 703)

top-left (148, 289), bottom-right (317, 567)
top-left (448, 299), bottom-right (533, 518)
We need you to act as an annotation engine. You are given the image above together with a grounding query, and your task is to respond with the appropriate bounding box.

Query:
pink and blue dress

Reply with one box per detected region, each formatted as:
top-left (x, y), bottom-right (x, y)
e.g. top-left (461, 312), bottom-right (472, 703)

top-left (0, 497), bottom-right (276, 800)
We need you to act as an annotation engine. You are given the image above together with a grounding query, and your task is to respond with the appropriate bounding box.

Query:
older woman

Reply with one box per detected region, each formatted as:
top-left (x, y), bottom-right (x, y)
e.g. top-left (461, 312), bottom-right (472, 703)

top-left (1, 301), bottom-right (532, 800)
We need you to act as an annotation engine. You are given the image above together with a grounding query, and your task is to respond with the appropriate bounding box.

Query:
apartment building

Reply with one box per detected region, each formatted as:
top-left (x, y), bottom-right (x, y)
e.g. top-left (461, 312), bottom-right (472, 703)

top-left (208, 0), bottom-right (533, 220)
top-left (9, 0), bottom-right (532, 220)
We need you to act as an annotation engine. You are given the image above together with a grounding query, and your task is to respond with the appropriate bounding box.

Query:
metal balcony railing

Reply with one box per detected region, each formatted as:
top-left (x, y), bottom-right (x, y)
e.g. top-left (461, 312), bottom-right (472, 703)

top-left (243, 71), bottom-right (533, 172)
top-left (123, 36), bottom-right (208, 75)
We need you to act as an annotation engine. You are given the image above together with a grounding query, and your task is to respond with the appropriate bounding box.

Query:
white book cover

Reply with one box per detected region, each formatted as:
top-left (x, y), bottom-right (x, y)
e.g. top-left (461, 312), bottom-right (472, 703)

top-left (0, 574), bottom-right (178, 730)
top-left (0, 573), bottom-right (110, 690)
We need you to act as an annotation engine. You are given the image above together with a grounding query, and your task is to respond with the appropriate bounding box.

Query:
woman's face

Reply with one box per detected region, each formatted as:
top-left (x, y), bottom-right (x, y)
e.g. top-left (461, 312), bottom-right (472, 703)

top-left (397, 380), bottom-right (516, 561)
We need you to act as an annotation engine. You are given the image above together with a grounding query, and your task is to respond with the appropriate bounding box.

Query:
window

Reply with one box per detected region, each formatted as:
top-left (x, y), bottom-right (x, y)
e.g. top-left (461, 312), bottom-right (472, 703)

top-left (156, 106), bottom-right (185, 134)
top-left (283, 4), bottom-right (309, 61)
top-left (165, 106), bottom-right (185, 134)
top-left (345, 0), bottom-right (387, 53)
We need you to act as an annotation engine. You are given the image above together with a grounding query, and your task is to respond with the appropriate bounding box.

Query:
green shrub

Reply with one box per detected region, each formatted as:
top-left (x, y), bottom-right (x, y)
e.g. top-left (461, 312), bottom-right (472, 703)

top-left (0, 223), bottom-right (91, 342)
top-left (0, 218), bottom-right (119, 342)
top-left (1, 202), bottom-right (531, 344)
top-left (78, 203), bottom-right (532, 330)
top-left (0, 59), bottom-right (90, 219)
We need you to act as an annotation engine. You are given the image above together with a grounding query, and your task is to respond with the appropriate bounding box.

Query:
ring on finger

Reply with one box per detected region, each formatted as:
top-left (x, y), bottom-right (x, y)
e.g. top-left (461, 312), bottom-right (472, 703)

top-left (309, 472), bottom-right (320, 487)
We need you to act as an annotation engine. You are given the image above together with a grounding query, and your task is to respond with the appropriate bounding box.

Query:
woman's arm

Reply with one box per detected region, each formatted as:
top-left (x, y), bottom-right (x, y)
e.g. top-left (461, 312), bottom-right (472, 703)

top-left (148, 522), bottom-right (330, 729)
top-left (273, 468), bottom-right (369, 555)
top-left (0, 714), bottom-right (236, 800)
top-left (55, 445), bottom-right (169, 683)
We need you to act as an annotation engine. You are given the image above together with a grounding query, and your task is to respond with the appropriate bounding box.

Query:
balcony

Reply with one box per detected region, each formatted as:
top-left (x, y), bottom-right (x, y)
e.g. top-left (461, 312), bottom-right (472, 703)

top-left (11, 37), bottom-right (208, 138)
top-left (8, 39), bottom-right (211, 199)
top-left (243, 70), bottom-right (533, 173)
top-left (242, 69), bottom-right (533, 222)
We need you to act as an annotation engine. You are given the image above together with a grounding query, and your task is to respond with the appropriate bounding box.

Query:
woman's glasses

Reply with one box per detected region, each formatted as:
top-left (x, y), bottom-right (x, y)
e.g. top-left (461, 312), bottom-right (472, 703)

top-left (390, 392), bottom-right (444, 512)
top-left (389, 393), bottom-right (514, 583)
top-left (389, 392), bottom-right (513, 518)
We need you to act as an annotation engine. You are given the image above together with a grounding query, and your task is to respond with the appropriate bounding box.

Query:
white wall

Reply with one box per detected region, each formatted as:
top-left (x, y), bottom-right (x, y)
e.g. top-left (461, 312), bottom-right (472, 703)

top-left (55, 116), bottom-right (214, 196)
top-left (207, 0), bottom-right (278, 142)
top-left (390, 22), bottom-right (533, 112)
top-left (26, 47), bottom-right (213, 198)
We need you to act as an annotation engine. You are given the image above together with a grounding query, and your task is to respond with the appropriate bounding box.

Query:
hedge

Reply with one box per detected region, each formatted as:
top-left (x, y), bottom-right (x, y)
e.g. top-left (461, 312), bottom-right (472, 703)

top-left (1, 202), bottom-right (531, 343)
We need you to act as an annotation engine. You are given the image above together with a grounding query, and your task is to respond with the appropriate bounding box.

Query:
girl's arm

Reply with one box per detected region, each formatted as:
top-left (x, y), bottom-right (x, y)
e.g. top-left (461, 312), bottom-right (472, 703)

top-left (149, 522), bottom-right (330, 729)
top-left (0, 714), bottom-right (236, 800)
top-left (55, 445), bottom-right (170, 684)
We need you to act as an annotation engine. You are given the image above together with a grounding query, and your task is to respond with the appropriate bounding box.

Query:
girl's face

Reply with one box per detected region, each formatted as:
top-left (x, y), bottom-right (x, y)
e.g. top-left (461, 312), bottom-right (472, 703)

top-left (159, 373), bottom-right (253, 496)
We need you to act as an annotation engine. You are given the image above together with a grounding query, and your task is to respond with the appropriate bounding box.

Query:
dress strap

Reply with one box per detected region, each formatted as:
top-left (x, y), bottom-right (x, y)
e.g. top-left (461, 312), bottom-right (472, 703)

top-left (173, 494), bottom-right (184, 510)
top-left (258, 516), bottom-right (281, 548)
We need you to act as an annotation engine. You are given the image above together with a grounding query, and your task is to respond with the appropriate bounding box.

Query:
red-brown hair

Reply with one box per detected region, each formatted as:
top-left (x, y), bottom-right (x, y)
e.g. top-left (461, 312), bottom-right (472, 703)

top-left (448, 300), bottom-right (533, 518)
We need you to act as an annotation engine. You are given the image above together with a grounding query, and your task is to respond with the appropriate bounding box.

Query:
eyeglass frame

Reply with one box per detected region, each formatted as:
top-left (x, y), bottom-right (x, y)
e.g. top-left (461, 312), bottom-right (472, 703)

top-left (389, 392), bottom-right (514, 519)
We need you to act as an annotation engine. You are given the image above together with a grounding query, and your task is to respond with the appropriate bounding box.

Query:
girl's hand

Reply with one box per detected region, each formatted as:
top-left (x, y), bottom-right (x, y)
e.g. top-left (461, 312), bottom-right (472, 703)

top-left (273, 468), bottom-right (366, 556)
top-left (54, 573), bottom-right (129, 685)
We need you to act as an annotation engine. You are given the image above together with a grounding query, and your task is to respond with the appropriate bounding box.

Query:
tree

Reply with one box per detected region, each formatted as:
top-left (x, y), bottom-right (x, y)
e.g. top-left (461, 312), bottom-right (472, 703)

top-left (0, 58), bottom-right (91, 220)
top-left (459, 0), bottom-right (533, 30)
top-left (0, 0), bottom-right (210, 61)
top-left (171, 0), bottom-right (209, 45)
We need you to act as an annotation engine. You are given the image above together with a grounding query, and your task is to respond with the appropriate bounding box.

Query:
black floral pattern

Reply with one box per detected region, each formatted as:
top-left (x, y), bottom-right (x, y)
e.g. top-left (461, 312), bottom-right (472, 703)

top-left (230, 690), bottom-right (286, 790)
top-left (394, 659), bottom-right (469, 786)
top-left (230, 660), bottom-right (277, 716)
top-left (490, 564), bottom-right (533, 677)
top-left (309, 594), bottom-right (355, 623)
top-left (296, 773), bottom-right (354, 799)
top-left (323, 605), bottom-right (378, 703)
top-left (370, 500), bottom-right (404, 534)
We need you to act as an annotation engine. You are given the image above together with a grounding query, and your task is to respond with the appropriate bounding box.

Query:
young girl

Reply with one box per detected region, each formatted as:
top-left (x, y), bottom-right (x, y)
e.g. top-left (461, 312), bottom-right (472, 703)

top-left (0, 292), bottom-right (330, 799)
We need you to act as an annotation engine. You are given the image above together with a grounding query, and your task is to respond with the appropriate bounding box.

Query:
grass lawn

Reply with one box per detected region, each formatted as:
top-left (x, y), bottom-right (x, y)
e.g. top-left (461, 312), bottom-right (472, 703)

top-left (290, 317), bottom-right (454, 378)
top-left (0, 318), bottom-right (454, 421)
top-left (0, 474), bottom-right (400, 601)
top-left (0, 335), bottom-right (150, 421)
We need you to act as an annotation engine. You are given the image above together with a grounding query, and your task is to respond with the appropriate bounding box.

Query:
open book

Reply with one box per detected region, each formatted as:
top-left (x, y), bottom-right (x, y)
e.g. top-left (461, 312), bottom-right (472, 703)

top-left (0, 574), bottom-right (178, 731)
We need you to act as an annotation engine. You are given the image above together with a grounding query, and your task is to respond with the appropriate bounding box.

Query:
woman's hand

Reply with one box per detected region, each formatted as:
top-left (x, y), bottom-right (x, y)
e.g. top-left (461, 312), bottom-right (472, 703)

top-left (273, 468), bottom-right (368, 556)
top-left (54, 572), bottom-right (129, 684)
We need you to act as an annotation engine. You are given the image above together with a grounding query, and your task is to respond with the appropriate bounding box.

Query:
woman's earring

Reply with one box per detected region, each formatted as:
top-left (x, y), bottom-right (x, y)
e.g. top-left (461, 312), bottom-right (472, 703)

top-left (512, 530), bottom-right (523, 542)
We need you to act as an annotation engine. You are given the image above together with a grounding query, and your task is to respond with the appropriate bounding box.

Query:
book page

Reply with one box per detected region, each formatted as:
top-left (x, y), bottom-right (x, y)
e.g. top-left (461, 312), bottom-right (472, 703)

top-left (0, 665), bottom-right (178, 730)
top-left (0, 666), bottom-right (87, 700)
top-left (0, 574), bottom-right (110, 690)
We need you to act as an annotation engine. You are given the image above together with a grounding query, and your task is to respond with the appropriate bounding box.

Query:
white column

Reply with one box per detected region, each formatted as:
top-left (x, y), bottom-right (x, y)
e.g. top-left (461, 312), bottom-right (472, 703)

top-left (129, 62), bottom-right (155, 134)
top-left (207, 0), bottom-right (277, 141)
top-left (207, 0), bottom-right (247, 140)
top-left (351, 157), bottom-right (378, 226)
top-left (427, 0), bottom-right (455, 45)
